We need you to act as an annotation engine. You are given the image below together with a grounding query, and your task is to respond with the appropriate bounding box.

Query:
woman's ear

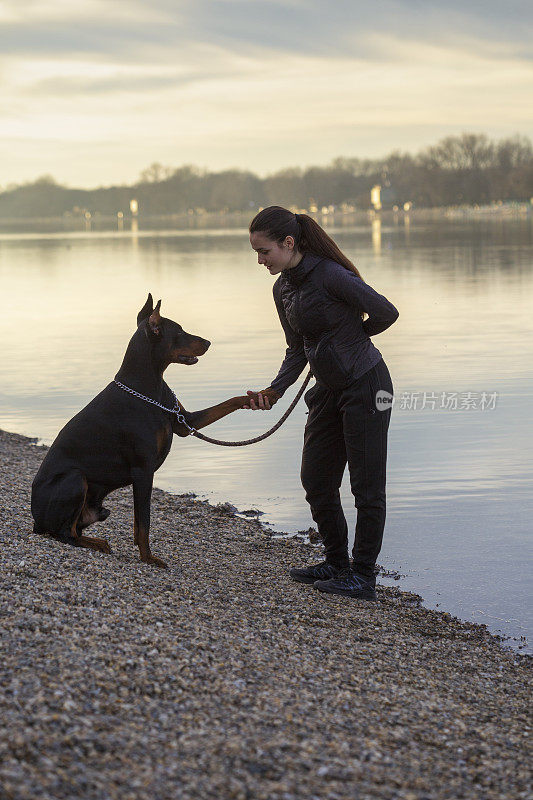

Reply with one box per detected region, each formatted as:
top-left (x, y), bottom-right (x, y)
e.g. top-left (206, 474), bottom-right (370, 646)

top-left (284, 235), bottom-right (295, 250)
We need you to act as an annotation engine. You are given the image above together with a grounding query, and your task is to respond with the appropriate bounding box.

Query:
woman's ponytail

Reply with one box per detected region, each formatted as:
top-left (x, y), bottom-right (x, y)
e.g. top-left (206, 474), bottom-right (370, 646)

top-left (296, 214), bottom-right (362, 278)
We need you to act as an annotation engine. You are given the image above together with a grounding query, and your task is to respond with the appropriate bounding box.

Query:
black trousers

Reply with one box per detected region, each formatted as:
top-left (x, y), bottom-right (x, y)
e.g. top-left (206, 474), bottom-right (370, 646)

top-left (301, 358), bottom-right (393, 578)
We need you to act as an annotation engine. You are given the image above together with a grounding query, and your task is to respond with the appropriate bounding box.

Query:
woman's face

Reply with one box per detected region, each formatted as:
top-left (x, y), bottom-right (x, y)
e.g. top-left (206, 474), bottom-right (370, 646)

top-left (249, 231), bottom-right (297, 275)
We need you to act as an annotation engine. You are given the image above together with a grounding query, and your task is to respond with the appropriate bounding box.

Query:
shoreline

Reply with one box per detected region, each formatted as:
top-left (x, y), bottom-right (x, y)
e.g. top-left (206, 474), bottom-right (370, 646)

top-left (12, 428), bottom-right (528, 654)
top-left (0, 203), bottom-right (530, 235)
top-left (0, 427), bottom-right (531, 799)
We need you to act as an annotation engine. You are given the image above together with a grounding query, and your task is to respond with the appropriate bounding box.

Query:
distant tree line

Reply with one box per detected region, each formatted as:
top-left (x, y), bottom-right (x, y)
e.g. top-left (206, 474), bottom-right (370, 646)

top-left (1, 133), bottom-right (531, 219)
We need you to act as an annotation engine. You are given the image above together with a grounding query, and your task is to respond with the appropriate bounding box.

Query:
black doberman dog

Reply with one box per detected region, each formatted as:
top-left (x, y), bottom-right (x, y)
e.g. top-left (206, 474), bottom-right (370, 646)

top-left (31, 294), bottom-right (248, 568)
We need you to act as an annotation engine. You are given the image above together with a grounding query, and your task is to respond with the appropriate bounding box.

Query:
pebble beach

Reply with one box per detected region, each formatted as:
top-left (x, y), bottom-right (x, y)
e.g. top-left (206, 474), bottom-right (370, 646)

top-left (0, 427), bottom-right (531, 800)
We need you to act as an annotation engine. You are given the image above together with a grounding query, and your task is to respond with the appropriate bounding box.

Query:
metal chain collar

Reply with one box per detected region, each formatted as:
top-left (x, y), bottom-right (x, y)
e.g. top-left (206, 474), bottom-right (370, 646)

top-left (113, 379), bottom-right (197, 434)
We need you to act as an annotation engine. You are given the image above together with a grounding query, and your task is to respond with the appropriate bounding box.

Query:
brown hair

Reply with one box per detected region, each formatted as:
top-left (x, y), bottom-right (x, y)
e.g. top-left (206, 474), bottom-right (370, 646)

top-left (249, 205), bottom-right (363, 279)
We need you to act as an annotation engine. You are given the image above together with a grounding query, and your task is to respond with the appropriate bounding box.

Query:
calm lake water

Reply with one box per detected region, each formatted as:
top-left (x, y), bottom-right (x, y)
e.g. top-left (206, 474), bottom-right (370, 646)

top-left (1, 216), bottom-right (531, 652)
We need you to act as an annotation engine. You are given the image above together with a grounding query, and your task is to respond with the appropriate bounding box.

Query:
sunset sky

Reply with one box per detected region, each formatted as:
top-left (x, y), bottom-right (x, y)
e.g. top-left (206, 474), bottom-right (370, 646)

top-left (1, 0), bottom-right (532, 188)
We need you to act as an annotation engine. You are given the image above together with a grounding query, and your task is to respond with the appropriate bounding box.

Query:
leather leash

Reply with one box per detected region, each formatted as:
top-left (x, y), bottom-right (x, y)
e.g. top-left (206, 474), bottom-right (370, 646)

top-left (114, 370), bottom-right (313, 447)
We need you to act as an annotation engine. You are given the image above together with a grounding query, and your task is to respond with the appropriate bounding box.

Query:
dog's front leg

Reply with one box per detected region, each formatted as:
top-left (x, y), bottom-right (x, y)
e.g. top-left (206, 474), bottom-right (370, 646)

top-left (173, 396), bottom-right (249, 436)
top-left (132, 470), bottom-right (167, 568)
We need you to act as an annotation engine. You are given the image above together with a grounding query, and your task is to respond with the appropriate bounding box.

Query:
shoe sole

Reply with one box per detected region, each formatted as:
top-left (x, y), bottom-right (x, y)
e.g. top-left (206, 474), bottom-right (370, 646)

top-left (313, 581), bottom-right (377, 600)
top-left (290, 571), bottom-right (321, 585)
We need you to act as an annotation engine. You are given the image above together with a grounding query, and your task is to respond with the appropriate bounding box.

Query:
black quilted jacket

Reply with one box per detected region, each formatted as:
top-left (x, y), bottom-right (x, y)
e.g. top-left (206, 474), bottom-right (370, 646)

top-left (269, 253), bottom-right (399, 395)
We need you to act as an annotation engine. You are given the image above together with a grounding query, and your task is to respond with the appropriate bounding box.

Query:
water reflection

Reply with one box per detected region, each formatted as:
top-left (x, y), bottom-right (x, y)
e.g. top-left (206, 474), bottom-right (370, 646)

top-left (371, 217), bottom-right (381, 254)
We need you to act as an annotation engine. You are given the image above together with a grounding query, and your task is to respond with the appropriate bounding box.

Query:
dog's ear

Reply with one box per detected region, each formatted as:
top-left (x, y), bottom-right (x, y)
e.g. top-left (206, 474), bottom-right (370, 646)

top-left (148, 299), bottom-right (162, 338)
top-left (137, 293), bottom-right (154, 326)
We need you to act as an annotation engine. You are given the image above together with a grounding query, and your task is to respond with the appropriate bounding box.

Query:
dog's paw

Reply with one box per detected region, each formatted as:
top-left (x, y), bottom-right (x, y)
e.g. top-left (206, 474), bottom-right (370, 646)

top-left (142, 554), bottom-right (168, 568)
top-left (231, 395), bottom-right (252, 410)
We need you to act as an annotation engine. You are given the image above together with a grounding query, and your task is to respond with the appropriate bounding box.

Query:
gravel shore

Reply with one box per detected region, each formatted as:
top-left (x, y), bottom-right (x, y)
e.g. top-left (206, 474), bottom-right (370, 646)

top-left (0, 428), bottom-right (531, 800)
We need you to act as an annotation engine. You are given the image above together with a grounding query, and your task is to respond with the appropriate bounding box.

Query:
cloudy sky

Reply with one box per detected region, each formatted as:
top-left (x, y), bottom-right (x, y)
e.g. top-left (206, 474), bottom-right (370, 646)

top-left (1, 0), bottom-right (532, 188)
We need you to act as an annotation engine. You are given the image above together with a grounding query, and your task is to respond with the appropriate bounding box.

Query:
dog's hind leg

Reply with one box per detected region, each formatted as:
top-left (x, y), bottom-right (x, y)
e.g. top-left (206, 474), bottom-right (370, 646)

top-left (74, 499), bottom-right (112, 554)
top-left (73, 534), bottom-right (112, 554)
top-left (51, 473), bottom-right (112, 554)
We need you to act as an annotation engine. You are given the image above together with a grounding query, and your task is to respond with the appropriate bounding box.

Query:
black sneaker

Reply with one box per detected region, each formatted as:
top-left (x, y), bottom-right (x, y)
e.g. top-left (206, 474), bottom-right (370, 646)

top-left (314, 568), bottom-right (377, 600)
top-left (289, 561), bottom-right (344, 585)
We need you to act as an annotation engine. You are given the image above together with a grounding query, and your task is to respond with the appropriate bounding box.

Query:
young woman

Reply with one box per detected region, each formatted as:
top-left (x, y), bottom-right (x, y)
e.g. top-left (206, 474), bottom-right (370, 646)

top-left (246, 206), bottom-right (399, 600)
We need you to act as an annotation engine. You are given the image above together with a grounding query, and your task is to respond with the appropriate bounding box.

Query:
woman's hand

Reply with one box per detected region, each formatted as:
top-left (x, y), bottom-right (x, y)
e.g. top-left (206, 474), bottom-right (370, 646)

top-left (244, 387), bottom-right (280, 410)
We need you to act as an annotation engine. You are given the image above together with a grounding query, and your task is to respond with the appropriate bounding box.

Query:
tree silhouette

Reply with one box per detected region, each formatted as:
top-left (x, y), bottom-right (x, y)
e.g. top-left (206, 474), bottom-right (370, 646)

top-left (1, 133), bottom-right (531, 220)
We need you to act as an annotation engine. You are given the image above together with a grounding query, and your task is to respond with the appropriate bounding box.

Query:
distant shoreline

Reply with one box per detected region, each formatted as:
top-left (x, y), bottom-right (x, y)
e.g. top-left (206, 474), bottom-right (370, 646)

top-left (0, 203), bottom-right (531, 235)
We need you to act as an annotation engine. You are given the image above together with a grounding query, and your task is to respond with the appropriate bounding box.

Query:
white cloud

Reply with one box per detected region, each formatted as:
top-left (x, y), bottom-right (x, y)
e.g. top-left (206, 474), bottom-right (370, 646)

top-left (0, 1), bottom-right (532, 186)
top-left (0, 0), bottom-right (163, 24)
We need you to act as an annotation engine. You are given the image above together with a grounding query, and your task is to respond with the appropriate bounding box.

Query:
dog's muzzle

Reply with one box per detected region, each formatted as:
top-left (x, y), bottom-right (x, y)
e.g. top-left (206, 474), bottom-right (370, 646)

top-left (175, 355), bottom-right (199, 365)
